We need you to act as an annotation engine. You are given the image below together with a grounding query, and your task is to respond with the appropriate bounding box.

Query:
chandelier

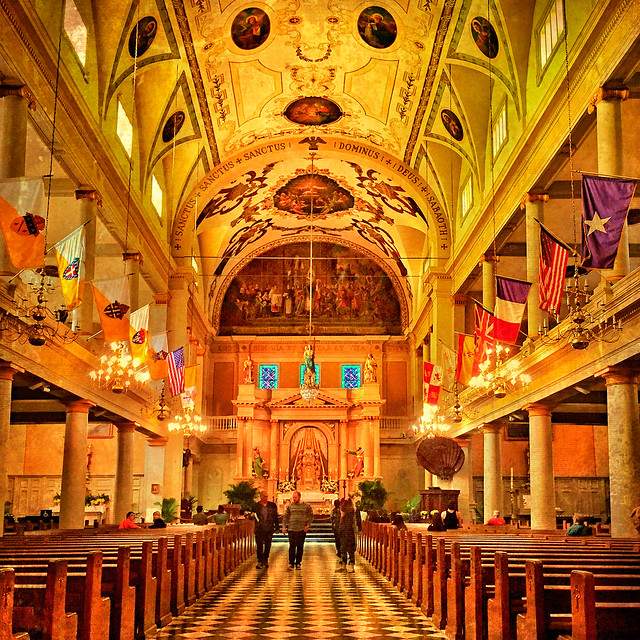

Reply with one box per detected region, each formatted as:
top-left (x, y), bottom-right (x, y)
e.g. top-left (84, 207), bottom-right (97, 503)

top-left (300, 153), bottom-right (320, 403)
top-left (539, 268), bottom-right (622, 350)
top-left (469, 344), bottom-right (531, 399)
top-left (168, 408), bottom-right (206, 437)
top-left (1, 270), bottom-right (78, 347)
top-left (88, 341), bottom-right (150, 393)
top-left (413, 403), bottom-right (451, 438)
top-left (149, 383), bottom-right (170, 421)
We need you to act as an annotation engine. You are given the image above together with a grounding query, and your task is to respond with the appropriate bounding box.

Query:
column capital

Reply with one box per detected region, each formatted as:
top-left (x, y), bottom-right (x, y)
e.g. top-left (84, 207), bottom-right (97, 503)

top-left (0, 84), bottom-right (36, 110)
top-left (523, 402), bottom-right (553, 417)
top-left (452, 293), bottom-right (467, 306)
top-left (115, 421), bottom-right (137, 433)
top-left (75, 189), bottom-right (103, 208)
top-left (153, 293), bottom-right (171, 305)
top-left (595, 365), bottom-right (638, 386)
top-left (147, 437), bottom-right (169, 446)
top-left (479, 253), bottom-right (499, 266)
top-left (122, 251), bottom-right (143, 265)
top-left (520, 192), bottom-right (549, 210)
top-left (0, 360), bottom-right (24, 381)
top-left (482, 423), bottom-right (503, 435)
top-left (64, 399), bottom-right (95, 413)
top-left (587, 87), bottom-right (629, 114)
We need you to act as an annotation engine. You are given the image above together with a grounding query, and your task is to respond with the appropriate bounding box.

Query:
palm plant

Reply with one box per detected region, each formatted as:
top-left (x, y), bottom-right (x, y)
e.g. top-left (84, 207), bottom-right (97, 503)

top-left (223, 481), bottom-right (259, 511)
top-left (356, 479), bottom-right (388, 512)
top-left (155, 497), bottom-right (179, 523)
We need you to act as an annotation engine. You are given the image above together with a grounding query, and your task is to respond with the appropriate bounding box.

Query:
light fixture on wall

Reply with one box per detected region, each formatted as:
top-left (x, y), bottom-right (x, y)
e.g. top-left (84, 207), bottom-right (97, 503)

top-left (300, 153), bottom-right (320, 403)
top-left (468, 344), bottom-right (531, 399)
top-left (88, 341), bottom-right (150, 393)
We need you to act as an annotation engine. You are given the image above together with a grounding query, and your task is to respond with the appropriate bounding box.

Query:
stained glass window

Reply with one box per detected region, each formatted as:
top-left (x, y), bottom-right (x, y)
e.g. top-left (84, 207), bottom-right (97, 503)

top-left (259, 365), bottom-right (278, 389)
top-left (299, 364), bottom-right (320, 386)
top-left (342, 365), bottom-right (361, 389)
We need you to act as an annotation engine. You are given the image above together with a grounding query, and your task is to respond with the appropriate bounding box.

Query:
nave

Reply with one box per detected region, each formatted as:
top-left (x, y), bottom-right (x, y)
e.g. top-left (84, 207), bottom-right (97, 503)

top-left (155, 543), bottom-right (445, 640)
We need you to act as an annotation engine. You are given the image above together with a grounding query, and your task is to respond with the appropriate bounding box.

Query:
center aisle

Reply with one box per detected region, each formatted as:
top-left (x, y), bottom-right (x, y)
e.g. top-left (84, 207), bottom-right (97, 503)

top-left (156, 542), bottom-right (446, 639)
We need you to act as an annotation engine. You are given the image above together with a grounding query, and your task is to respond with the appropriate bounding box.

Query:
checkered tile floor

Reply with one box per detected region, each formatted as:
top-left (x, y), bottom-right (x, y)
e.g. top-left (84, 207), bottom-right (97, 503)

top-left (156, 542), bottom-right (446, 639)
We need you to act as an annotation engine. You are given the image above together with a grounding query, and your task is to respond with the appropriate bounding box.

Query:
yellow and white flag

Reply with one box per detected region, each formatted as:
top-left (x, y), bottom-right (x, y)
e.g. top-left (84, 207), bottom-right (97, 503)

top-left (181, 365), bottom-right (199, 409)
top-left (129, 304), bottom-right (149, 362)
top-left (146, 333), bottom-right (169, 381)
top-left (54, 224), bottom-right (86, 310)
top-left (0, 177), bottom-right (45, 269)
top-left (91, 277), bottom-right (130, 342)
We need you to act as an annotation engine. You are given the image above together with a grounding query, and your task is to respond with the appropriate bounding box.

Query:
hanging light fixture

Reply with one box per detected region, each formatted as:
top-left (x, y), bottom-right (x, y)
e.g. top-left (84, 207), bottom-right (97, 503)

top-left (300, 153), bottom-right (320, 403)
top-left (148, 382), bottom-right (170, 421)
top-left (168, 408), bottom-right (206, 437)
top-left (469, 344), bottom-right (531, 399)
top-left (88, 341), bottom-right (150, 393)
top-left (413, 403), bottom-right (451, 438)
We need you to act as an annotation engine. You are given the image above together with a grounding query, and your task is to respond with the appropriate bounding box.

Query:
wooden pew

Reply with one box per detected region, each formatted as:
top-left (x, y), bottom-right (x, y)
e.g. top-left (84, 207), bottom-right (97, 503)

top-left (0, 569), bottom-right (29, 640)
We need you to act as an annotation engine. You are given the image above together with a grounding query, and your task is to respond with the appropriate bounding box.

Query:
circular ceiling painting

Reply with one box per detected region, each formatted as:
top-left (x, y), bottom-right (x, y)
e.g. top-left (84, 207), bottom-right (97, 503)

top-left (471, 16), bottom-right (499, 59)
top-left (357, 7), bottom-right (397, 49)
top-left (441, 109), bottom-right (463, 141)
top-left (162, 111), bottom-right (185, 143)
top-left (231, 8), bottom-right (270, 50)
top-left (274, 174), bottom-right (354, 216)
top-left (129, 16), bottom-right (157, 57)
top-left (284, 97), bottom-right (343, 126)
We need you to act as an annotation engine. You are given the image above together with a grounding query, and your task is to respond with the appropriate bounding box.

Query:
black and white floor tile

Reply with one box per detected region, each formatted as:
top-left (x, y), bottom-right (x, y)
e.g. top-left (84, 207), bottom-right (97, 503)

top-left (156, 542), bottom-right (447, 639)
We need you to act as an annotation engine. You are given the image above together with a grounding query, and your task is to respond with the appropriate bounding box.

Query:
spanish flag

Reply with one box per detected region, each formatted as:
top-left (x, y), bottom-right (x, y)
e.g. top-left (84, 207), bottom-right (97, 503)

top-left (129, 304), bottom-right (149, 362)
top-left (54, 224), bottom-right (86, 310)
top-left (91, 277), bottom-right (130, 342)
top-left (146, 333), bottom-right (169, 381)
top-left (0, 177), bottom-right (45, 269)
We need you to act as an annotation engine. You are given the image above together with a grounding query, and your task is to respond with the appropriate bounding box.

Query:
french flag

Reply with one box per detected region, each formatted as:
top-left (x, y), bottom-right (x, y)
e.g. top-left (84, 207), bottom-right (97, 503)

top-left (494, 276), bottom-right (532, 344)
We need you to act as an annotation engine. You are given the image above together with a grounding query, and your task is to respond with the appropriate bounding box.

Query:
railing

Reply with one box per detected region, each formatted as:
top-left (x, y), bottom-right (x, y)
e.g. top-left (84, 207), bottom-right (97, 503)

top-left (204, 415), bottom-right (237, 430)
top-left (380, 416), bottom-right (414, 439)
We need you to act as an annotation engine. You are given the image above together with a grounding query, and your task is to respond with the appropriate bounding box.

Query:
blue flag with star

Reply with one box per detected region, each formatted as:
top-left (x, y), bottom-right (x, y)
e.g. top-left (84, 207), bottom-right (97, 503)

top-left (581, 174), bottom-right (636, 269)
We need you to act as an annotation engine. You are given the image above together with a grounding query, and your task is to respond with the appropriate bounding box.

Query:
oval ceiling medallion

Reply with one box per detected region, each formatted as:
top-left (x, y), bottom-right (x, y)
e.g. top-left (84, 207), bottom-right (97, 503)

top-left (441, 109), bottom-right (463, 141)
top-left (357, 7), bottom-right (397, 49)
top-left (274, 174), bottom-right (354, 216)
top-left (284, 97), bottom-right (343, 126)
top-left (470, 16), bottom-right (499, 59)
top-left (231, 8), bottom-right (270, 50)
top-left (128, 16), bottom-right (157, 57)
top-left (162, 111), bottom-right (185, 143)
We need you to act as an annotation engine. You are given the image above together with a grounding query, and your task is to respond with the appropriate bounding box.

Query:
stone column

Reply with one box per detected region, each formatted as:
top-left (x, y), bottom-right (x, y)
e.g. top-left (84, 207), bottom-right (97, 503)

top-left (113, 421), bottom-right (137, 525)
top-left (123, 252), bottom-right (142, 313)
top-left (483, 424), bottom-right (504, 521)
top-left (524, 402), bottom-right (556, 530)
top-left (163, 431), bottom-right (184, 511)
top-left (372, 418), bottom-right (380, 477)
top-left (0, 362), bottom-right (21, 537)
top-left (59, 400), bottom-right (94, 530)
top-left (598, 366), bottom-right (640, 538)
top-left (521, 193), bottom-right (549, 335)
top-left (183, 452), bottom-right (193, 499)
top-left (453, 437), bottom-right (475, 524)
top-left (236, 418), bottom-right (246, 478)
top-left (480, 255), bottom-right (497, 312)
top-left (167, 269), bottom-right (193, 353)
top-left (269, 420), bottom-right (278, 480)
top-left (143, 437), bottom-right (167, 522)
top-left (75, 191), bottom-right (101, 334)
top-left (339, 420), bottom-right (347, 478)
top-left (424, 470), bottom-right (433, 489)
top-left (589, 87), bottom-right (629, 281)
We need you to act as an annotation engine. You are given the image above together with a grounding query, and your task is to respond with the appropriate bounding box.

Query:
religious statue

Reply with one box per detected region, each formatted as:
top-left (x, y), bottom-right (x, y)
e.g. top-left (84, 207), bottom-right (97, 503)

top-left (252, 447), bottom-right (264, 478)
top-left (303, 343), bottom-right (316, 384)
top-left (364, 353), bottom-right (377, 383)
top-left (346, 446), bottom-right (365, 477)
top-left (243, 354), bottom-right (254, 384)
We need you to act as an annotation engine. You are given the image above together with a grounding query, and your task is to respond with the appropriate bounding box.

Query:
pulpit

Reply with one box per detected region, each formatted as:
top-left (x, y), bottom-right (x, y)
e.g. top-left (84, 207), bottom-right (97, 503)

top-left (419, 487), bottom-right (459, 514)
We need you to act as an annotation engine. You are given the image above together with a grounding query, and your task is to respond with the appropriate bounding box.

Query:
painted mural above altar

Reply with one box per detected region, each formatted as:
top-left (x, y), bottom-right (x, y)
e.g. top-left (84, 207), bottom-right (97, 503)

top-left (219, 242), bottom-right (402, 335)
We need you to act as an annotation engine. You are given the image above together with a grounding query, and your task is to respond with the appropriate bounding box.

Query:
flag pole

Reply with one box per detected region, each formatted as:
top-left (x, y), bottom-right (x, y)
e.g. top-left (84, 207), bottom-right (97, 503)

top-left (85, 329), bottom-right (103, 341)
top-left (573, 169), bottom-right (639, 182)
top-left (533, 218), bottom-right (580, 257)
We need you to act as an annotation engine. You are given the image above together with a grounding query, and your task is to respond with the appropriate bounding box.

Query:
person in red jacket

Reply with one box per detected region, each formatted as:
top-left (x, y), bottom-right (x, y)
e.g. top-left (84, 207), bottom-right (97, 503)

top-left (119, 511), bottom-right (140, 529)
top-left (487, 510), bottom-right (506, 525)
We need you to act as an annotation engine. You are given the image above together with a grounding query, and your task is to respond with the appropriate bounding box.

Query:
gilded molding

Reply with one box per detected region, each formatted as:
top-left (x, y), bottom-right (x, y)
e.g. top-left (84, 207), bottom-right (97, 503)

top-left (75, 189), bottom-right (103, 208)
top-left (520, 192), bottom-right (549, 210)
top-left (587, 87), bottom-right (629, 114)
top-left (0, 83), bottom-right (35, 110)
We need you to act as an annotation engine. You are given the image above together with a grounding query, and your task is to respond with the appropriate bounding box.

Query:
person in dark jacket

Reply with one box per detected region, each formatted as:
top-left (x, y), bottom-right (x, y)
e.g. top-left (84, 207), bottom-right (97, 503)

top-left (427, 510), bottom-right (445, 531)
top-left (149, 511), bottom-right (166, 528)
top-left (252, 491), bottom-right (279, 568)
top-left (330, 499), bottom-right (341, 557)
top-left (441, 502), bottom-right (462, 530)
top-left (337, 499), bottom-right (358, 572)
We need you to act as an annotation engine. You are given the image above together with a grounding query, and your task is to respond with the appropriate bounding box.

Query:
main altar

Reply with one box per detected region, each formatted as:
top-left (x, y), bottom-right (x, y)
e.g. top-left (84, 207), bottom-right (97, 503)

top-left (233, 379), bottom-right (384, 507)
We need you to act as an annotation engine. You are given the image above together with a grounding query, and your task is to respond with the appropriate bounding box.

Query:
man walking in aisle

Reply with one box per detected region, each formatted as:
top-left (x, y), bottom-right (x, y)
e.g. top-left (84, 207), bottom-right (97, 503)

top-left (252, 490), bottom-right (279, 569)
top-left (282, 490), bottom-right (313, 570)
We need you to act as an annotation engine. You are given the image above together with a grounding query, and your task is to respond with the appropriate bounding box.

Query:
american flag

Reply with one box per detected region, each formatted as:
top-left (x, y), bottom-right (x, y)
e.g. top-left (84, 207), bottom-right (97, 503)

top-left (472, 303), bottom-right (495, 377)
top-left (167, 347), bottom-right (185, 396)
top-left (539, 226), bottom-right (569, 317)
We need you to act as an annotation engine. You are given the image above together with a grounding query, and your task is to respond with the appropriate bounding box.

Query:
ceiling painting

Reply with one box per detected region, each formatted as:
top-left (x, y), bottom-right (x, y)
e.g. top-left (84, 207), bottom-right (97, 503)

top-left (230, 8), bottom-right (271, 50)
top-left (357, 7), bottom-right (398, 49)
top-left (274, 174), bottom-right (354, 216)
top-left (284, 97), bottom-right (343, 126)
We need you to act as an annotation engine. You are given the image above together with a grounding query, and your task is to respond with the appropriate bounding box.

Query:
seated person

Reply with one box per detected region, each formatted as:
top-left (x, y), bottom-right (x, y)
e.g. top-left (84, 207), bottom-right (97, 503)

top-left (391, 513), bottom-right (406, 530)
top-left (192, 505), bottom-right (208, 525)
top-left (566, 514), bottom-right (592, 536)
top-left (408, 508), bottom-right (421, 523)
top-left (427, 510), bottom-right (445, 532)
top-left (487, 510), bottom-right (506, 525)
top-left (119, 511), bottom-right (140, 529)
top-left (441, 502), bottom-right (463, 529)
top-left (212, 504), bottom-right (228, 525)
top-left (149, 510), bottom-right (166, 528)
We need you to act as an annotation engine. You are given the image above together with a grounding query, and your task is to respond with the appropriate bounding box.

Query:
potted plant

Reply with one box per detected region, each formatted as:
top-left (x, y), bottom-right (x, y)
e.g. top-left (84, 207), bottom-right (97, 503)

top-left (223, 481), bottom-right (259, 511)
top-left (356, 479), bottom-right (388, 513)
top-left (155, 497), bottom-right (179, 523)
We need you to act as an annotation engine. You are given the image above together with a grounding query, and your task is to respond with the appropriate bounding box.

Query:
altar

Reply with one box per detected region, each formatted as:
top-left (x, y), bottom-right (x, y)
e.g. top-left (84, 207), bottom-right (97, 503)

top-left (276, 490), bottom-right (338, 514)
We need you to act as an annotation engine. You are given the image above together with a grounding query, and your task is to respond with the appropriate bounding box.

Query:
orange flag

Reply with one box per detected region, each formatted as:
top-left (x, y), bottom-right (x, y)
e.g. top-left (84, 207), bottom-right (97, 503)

top-left (91, 278), bottom-right (130, 342)
top-left (0, 177), bottom-right (45, 269)
top-left (456, 334), bottom-right (475, 386)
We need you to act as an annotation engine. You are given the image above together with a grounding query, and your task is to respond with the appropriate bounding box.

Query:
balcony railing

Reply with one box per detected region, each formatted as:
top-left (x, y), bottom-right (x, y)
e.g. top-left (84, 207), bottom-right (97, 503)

top-left (204, 416), bottom-right (237, 430)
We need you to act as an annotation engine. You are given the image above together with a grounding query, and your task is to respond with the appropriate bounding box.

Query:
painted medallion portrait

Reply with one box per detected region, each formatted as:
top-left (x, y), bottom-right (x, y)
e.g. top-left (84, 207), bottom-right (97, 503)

top-left (274, 175), bottom-right (354, 217)
top-left (231, 8), bottom-right (270, 50)
top-left (162, 111), bottom-right (185, 143)
top-left (441, 109), bottom-right (463, 141)
top-left (284, 97), bottom-right (343, 126)
top-left (470, 16), bottom-right (499, 59)
top-left (357, 7), bottom-right (397, 49)
top-left (128, 16), bottom-right (157, 57)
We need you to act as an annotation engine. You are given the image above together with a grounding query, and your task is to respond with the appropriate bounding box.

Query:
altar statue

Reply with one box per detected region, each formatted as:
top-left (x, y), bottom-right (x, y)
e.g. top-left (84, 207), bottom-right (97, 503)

top-left (303, 343), bottom-right (316, 384)
top-left (364, 353), bottom-right (377, 383)
top-left (243, 354), bottom-right (254, 384)
top-left (346, 446), bottom-right (365, 477)
top-left (252, 447), bottom-right (264, 478)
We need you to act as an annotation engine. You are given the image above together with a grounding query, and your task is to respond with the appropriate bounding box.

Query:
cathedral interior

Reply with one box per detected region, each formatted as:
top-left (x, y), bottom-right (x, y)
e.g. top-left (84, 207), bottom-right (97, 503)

top-left (0, 0), bottom-right (640, 543)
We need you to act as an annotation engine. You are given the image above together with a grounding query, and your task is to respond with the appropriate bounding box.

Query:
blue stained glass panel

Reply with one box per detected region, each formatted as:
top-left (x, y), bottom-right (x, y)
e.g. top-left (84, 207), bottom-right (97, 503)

top-left (299, 364), bottom-right (320, 386)
top-left (342, 365), bottom-right (361, 389)
top-left (259, 364), bottom-right (279, 389)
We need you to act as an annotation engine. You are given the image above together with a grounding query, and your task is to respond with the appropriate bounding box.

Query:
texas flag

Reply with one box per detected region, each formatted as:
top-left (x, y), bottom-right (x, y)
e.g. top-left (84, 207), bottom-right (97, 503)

top-left (423, 362), bottom-right (443, 405)
top-left (494, 276), bottom-right (532, 344)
